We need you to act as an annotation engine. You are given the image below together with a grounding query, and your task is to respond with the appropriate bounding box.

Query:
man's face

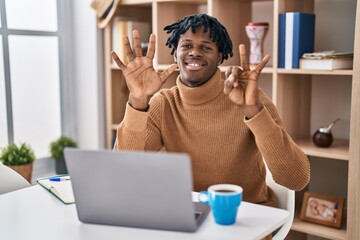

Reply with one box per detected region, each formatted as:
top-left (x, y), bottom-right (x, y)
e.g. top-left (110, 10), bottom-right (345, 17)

top-left (174, 26), bottom-right (222, 87)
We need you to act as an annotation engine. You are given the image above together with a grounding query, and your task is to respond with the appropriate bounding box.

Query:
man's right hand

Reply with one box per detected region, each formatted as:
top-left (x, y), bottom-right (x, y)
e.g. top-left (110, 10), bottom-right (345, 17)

top-left (111, 30), bottom-right (178, 110)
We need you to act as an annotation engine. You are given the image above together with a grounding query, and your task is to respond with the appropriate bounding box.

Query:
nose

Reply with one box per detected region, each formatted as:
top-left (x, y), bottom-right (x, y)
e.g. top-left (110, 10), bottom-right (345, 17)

top-left (189, 46), bottom-right (203, 57)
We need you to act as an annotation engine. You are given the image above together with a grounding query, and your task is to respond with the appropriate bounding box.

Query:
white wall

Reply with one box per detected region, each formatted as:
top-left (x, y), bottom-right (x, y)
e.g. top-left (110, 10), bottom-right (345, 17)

top-left (33, 0), bottom-right (104, 180)
top-left (72, 0), bottom-right (104, 149)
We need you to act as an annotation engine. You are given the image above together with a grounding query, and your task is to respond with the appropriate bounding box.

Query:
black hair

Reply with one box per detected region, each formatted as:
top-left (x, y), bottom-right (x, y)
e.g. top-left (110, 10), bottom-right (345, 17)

top-left (163, 14), bottom-right (233, 63)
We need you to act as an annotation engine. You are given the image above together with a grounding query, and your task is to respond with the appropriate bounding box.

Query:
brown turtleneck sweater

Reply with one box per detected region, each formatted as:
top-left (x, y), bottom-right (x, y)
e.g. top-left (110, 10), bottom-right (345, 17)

top-left (114, 68), bottom-right (310, 206)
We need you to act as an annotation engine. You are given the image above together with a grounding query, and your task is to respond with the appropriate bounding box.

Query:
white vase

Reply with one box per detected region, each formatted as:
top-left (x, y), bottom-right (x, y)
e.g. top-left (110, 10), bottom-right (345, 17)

top-left (245, 22), bottom-right (269, 65)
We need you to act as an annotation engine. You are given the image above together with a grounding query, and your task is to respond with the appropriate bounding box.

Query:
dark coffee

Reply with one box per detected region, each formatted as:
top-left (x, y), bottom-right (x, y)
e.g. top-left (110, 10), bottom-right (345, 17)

top-left (214, 190), bottom-right (236, 193)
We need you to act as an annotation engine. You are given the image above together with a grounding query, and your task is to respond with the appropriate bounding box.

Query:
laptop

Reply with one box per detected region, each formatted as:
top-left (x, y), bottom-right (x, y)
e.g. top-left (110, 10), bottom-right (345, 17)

top-left (64, 148), bottom-right (209, 232)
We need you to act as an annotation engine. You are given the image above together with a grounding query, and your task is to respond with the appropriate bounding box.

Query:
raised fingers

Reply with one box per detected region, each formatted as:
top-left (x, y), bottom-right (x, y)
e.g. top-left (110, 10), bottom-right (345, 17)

top-left (239, 44), bottom-right (249, 71)
top-left (159, 63), bottom-right (178, 83)
top-left (111, 51), bottom-right (126, 70)
top-left (254, 54), bottom-right (271, 74)
top-left (123, 35), bottom-right (135, 62)
top-left (146, 34), bottom-right (156, 59)
top-left (132, 30), bottom-right (143, 57)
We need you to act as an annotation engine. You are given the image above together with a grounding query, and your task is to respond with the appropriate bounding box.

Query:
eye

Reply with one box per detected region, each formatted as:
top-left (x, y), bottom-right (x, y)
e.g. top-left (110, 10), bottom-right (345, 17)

top-left (181, 44), bottom-right (192, 49)
top-left (202, 46), bottom-right (212, 51)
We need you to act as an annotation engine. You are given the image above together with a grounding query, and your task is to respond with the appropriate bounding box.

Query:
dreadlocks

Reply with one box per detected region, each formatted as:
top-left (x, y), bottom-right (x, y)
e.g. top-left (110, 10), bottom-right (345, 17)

top-left (164, 14), bottom-right (233, 63)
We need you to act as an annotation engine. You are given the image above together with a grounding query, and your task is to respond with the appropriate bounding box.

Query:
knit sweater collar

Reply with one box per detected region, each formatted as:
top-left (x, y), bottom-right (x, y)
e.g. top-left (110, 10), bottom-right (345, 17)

top-left (176, 68), bottom-right (223, 105)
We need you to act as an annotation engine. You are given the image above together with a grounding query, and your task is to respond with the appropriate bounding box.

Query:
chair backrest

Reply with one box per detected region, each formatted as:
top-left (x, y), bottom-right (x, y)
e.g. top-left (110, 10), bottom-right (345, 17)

top-left (0, 163), bottom-right (31, 194)
top-left (265, 165), bottom-right (295, 240)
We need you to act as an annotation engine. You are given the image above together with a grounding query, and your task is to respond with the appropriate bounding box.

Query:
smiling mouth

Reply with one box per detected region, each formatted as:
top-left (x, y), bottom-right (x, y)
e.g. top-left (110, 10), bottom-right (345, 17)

top-left (185, 60), bottom-right (206, 70)
top-left (186, 62), bottom-right (205, 67)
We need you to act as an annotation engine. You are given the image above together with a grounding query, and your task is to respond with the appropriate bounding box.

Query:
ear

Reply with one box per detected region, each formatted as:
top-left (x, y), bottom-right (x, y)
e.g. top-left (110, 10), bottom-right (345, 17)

top-left (174, 51), bottom-right (178, 63)
top-left (217, 53), bottom-right (223, 65)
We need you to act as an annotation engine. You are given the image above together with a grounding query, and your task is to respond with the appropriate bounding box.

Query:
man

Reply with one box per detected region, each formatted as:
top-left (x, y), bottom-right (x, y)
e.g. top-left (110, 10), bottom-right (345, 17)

top-left (111, 14), bottom-right (310, 207)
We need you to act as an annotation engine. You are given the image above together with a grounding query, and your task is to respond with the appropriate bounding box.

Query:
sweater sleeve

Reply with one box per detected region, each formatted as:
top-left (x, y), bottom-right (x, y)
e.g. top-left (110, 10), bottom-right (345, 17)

top-left (245, 89), bottom-right (310, 191)
top-left (113, 102), bottom-right (149, 151)
top-left (113, 97), bottom-right (164, 151)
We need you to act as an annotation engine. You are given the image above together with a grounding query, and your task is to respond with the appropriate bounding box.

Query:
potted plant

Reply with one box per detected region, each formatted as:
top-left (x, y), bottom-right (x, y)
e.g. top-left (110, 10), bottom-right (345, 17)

top-left (0, 143), bottom-right (36, 182)
top-left (50, 135), bottom-right (78, 174)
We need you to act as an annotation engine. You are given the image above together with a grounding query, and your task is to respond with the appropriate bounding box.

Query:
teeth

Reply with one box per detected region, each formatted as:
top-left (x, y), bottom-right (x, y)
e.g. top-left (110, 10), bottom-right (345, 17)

top-left (188, 63), bottom-right (201, 67)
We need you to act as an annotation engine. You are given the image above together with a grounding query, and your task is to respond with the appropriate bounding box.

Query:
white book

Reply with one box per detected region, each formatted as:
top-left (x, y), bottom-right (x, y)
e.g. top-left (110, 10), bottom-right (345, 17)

top-left (112, 16), bottom-right (120, 54)
top-left (284, 12), bottom-right (294, 69)
top-left (299, 58), bottom-right (353, 70)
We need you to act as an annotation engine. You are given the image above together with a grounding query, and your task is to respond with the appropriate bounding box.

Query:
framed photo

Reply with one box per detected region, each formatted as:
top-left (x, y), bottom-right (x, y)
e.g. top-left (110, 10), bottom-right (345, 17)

top-left (300, 192), bottom-right (344, 228)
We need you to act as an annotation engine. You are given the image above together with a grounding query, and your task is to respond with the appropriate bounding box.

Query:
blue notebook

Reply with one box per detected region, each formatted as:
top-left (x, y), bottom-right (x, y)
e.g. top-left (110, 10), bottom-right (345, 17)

top-left (278, 12), bottom-right (315, 69)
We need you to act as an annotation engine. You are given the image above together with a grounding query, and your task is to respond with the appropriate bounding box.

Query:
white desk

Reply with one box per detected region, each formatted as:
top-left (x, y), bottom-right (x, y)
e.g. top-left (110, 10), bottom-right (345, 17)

top-left (0, 185), bottom-right (289, 240)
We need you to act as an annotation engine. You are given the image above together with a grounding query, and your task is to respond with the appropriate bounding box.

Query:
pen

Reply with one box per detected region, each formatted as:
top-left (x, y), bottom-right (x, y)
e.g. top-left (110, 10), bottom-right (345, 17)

top-left (49, 177), bottom-right (70, 182)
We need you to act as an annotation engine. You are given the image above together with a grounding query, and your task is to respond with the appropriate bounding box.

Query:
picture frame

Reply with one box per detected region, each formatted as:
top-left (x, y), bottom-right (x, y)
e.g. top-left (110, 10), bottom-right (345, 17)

top-left (300, 192), bottom-right (344, 228)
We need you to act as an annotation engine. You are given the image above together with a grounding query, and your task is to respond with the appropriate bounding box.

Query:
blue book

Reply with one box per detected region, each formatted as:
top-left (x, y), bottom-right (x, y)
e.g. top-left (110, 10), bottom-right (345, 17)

top-left (292, 12), bottom-right (315, 68)
top-left (278, 13), bottom-right (286, 68)
top-left (279, 12), bottom-right (315, 69)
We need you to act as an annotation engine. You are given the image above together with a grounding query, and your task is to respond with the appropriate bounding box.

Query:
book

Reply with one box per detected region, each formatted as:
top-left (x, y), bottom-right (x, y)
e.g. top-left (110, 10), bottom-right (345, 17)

top-left (37, 175), bottom-right (75, 204)
top-left (112, 17), bottom-right (126, 63)
top-left (299, 57), bottom-right (353, 70)
top-left (278, 12), bottom-right (315, 69)
top-left (284, 12), bottom-right (294, 69)
top-left (278, 13), bottom-right (286, 68)
top-left (302, 51), bottom-right (353, 59)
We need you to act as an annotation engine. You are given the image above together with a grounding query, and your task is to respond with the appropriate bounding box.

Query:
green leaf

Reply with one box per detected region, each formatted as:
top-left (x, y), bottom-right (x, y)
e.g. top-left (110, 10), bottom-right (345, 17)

top-left (0, 143), bottom-right (35, 166)
top-left (49, 135), bottom-right (78, 159)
